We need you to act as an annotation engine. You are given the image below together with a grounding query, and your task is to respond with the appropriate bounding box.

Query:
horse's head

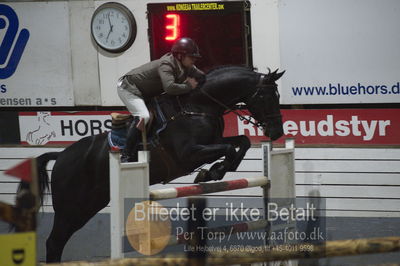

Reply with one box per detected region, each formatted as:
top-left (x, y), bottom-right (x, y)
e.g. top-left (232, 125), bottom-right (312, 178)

top-left (194, 66), bottom-right (284, 140)
top-left (245, 69), bottom-right (285, 141)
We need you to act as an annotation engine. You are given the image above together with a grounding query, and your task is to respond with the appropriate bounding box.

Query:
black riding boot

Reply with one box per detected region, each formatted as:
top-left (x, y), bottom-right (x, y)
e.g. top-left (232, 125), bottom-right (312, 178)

top-left (121, 117), bottom-right (141, 163)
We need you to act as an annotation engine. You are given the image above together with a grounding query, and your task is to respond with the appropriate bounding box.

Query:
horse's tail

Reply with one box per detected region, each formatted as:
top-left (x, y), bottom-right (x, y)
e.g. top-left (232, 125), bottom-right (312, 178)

top-left (17, 152), bottom-right (60, 206)
top-left (36, 152), bottom-right (59, 204)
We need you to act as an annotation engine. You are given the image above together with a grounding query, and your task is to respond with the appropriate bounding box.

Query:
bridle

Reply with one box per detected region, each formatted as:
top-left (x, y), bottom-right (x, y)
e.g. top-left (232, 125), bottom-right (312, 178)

top-left (200, 75), bottom-right (282, 130)
top-left (245, 86), bottom-right (282, 119)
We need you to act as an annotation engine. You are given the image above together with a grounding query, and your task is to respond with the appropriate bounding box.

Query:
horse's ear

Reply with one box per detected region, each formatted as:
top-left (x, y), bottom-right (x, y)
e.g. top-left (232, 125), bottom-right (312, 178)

top-left (275, 70), bottom-right (285, 80)
top-left (264, 68), bottom-right (285, 82)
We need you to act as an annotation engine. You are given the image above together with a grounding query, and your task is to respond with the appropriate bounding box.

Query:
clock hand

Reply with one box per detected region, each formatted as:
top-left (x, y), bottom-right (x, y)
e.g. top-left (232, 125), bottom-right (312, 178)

top-left (106, 28), bottom-right (112, 41)
top-left (106, 12), bottom-right (113, 41)
top-left (108, 12), bottom-right (113, 32)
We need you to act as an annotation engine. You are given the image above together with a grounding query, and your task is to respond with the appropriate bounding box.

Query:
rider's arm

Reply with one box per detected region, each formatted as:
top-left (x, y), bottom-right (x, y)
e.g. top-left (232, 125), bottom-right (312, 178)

top-left (189, 65), bottom-right (205, 77)
top-left (158, 62), bottom-right (193, 95)
top-left (188, 66), bottom-right (206, 85)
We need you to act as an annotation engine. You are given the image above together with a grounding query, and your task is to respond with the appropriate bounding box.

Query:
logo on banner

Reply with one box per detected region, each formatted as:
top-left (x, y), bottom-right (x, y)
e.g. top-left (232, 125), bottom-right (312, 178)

top-left (25, 112), bottom-right (56, 145)
top-left (0, 4), bottom-right (30, 79)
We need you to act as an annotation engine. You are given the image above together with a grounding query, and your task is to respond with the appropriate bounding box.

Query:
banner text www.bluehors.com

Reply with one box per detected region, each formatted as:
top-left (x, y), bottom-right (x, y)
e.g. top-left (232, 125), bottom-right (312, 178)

top-left (291, 82), bottom-right (400, 96)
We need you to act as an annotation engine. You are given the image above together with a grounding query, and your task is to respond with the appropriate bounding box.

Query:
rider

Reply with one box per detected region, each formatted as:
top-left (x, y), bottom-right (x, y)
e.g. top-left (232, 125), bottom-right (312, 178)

top-left (117, 37), bottom-right (205, 162)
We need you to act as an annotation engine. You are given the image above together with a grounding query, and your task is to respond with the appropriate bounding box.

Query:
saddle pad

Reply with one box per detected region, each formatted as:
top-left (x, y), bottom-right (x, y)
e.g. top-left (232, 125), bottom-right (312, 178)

top-left (108, 128), bottom-right (127, 150)
top-left (107, 98), bottom-right (171, 150)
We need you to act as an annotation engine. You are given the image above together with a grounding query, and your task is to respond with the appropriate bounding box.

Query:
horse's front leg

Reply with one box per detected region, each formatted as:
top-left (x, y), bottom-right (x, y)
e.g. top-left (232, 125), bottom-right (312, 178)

top-left (221, 135), bottom-right (251, 171)
top-left (179, 143), bottom-right (237, 183)
top-left (195, 136), bottom-right (250, 183)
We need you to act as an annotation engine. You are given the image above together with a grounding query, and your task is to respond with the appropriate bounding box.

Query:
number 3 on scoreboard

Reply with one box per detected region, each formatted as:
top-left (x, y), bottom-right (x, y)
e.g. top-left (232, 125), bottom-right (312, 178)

top-left (165, 14), bottom-right (180, 41)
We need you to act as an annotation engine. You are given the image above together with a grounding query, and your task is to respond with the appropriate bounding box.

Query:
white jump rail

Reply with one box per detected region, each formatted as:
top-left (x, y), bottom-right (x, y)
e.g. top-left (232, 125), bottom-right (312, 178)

top-left (109, 139), bottom-right (296, 259)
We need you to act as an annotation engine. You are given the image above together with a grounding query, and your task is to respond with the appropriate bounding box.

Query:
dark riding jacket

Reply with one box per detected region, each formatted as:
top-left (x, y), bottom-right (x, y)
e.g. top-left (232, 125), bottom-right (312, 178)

top-left (122, 53), bottom-right (204, 100)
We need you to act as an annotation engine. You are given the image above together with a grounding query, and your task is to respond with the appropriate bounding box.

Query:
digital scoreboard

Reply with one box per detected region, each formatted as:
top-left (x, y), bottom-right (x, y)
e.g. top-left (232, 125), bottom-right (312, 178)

top-left (147, 1), bottom-right (252, 72)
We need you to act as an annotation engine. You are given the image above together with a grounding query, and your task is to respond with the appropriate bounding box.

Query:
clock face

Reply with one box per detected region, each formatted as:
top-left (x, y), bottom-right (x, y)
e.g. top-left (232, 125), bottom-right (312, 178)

top-left (91, 2), bottom-right (136, 53)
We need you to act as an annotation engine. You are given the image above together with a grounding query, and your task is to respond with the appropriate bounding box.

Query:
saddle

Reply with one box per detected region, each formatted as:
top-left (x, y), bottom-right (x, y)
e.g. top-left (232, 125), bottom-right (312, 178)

top-left (108, 96), bottom-right (190, 183)
top-left (107, 96), bottom-right (181, 150)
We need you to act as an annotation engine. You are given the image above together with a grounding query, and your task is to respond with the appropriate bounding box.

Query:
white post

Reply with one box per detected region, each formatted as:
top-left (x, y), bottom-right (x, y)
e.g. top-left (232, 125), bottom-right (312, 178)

top-left (262, 139), bottom-right (297, 266)
top-left (109, 151), bottom-right (150, 259)
top-left (262, 139), bottom-right (295, 200)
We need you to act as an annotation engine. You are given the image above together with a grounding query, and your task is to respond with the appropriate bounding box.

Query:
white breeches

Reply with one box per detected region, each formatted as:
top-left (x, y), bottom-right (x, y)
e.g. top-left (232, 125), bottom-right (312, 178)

top-left (117, 85), bottom-right (150, 125)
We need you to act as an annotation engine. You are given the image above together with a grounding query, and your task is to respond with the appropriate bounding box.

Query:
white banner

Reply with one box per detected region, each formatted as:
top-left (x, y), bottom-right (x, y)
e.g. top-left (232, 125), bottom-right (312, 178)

top-left (0, 2), bottom-right (74, 106)
top-left (279, 0), bottom-right (400, 104)
top-left (19, 112), bottom-right (113, 145)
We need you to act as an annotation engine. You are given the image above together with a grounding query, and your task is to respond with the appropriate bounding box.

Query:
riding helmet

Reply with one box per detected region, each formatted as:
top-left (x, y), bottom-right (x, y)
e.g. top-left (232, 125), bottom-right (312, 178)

top-left (171, 37), bottom-right (201, 58)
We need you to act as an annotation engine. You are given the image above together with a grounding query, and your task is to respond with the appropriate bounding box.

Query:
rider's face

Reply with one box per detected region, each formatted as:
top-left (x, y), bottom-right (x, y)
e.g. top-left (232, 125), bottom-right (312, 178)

top-left (181, 55), bottom-right (197, 68)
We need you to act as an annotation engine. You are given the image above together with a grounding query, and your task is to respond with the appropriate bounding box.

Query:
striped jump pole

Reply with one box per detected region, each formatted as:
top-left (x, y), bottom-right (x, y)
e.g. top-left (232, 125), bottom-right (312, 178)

top-left (150, 176), bottom-right (269, 200)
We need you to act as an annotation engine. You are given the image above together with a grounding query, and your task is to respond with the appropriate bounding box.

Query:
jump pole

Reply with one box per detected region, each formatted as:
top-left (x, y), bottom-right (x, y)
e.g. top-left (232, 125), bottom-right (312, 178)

top-left (150, 176), bottom-right (268, 200)
top-left (149, 138), bottom-right (296, 201)
top-left (53, 236), bottom-right (400, 266)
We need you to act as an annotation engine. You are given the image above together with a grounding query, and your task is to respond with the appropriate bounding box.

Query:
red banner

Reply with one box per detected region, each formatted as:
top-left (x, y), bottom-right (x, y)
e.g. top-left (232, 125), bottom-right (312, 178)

top-left (18, 109), bottom-right (400, 146)
top-left (223, 109), bottom-right (400, 145)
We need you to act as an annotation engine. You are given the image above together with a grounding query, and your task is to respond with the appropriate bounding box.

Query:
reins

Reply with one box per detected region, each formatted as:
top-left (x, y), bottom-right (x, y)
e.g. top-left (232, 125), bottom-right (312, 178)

top-left (170, 96), bottom-right (216, 122)
top-left (171, 73), bottom-right (282, 130)
top-left (199, 74), bottom-right (282, 130)
top-left (200, 87), bottom-right (264, 129)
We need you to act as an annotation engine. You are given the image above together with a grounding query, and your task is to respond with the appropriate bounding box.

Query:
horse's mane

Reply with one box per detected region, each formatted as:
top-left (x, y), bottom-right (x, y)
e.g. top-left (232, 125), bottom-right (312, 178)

top-left (191, 65), bottom-right (259, 95)
top-left (206, 65), bottom-right (255, 75)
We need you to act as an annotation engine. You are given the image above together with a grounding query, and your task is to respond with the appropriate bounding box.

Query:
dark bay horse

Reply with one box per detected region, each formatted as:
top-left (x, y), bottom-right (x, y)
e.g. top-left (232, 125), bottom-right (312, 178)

top-left (33, 66), bottom-right (284, 262)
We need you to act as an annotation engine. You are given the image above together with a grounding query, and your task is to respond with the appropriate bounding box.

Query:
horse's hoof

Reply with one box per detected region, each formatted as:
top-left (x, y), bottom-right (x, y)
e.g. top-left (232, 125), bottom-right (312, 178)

top-left (209, 162), bottom-right (225, 181)
top-left (194, 169), bottom-right (209, 183)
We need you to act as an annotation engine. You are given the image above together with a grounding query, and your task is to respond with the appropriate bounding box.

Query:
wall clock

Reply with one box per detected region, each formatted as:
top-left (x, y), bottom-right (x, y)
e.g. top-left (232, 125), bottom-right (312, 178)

top-left (91, 2), bottom-right (137, 53)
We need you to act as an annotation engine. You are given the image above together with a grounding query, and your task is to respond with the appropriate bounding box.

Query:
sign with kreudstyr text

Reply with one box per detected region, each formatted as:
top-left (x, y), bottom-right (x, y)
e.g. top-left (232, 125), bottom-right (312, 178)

top-left (18, 109), bottom-right (400, 146)
top-left (224, 109), bottom-right (399, 145)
